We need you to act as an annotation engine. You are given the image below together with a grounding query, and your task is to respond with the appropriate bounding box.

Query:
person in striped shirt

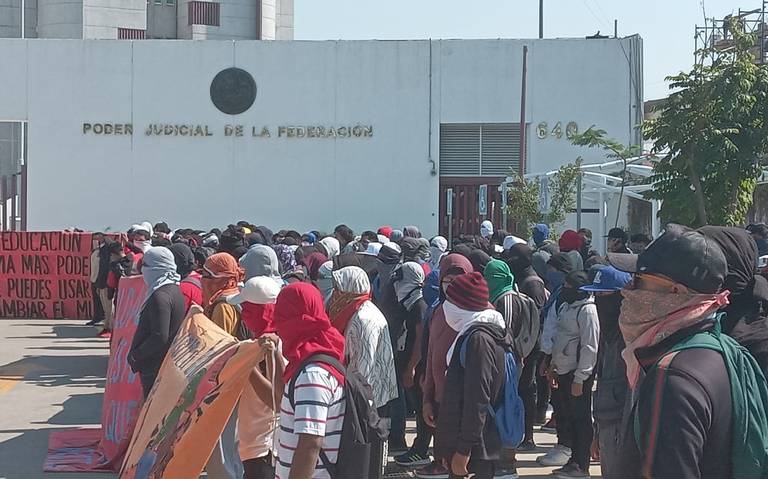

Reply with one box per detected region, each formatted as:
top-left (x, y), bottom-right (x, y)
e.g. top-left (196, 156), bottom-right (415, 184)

top-left (273, 283), bottom-right (347, 479)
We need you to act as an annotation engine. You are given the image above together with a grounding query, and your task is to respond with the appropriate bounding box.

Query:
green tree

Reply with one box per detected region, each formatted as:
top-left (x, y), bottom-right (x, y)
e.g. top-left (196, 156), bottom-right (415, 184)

top-left (570, 127), bottom-right (642, 227)
top-left (644, 20), bottom-right (768, 227)
top-left (505, 159), bottom-right (582, 238)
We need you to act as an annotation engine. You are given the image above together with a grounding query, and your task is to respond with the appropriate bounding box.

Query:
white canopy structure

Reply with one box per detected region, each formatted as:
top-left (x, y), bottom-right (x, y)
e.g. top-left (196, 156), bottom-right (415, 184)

top-left (503, 156), bottom-right (662, 255)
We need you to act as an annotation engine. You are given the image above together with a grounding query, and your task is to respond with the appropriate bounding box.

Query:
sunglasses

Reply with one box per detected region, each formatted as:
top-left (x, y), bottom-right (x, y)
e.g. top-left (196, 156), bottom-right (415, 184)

top-left (631, 273), bottom-right (689, 294)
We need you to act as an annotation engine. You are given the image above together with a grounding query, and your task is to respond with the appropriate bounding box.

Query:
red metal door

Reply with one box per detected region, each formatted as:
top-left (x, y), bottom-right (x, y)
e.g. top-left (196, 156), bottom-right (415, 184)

top-left (439, 177), bottom-right (504, 239)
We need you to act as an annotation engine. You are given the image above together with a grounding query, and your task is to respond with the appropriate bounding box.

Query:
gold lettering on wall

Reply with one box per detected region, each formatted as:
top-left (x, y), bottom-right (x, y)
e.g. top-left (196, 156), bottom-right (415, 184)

top-left (82, 123), bottom-right (373, 139)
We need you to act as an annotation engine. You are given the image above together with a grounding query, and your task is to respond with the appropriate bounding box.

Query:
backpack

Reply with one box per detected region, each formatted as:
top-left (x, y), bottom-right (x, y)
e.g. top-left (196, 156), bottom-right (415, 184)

top-left (634, 319), bottom-right (768, 479)
top-left (496, 291), bottom-right (540, 360)
top-left (289, 354), bottom-right (388, 479)
top-left (460, 330), bottom-right (525, 449)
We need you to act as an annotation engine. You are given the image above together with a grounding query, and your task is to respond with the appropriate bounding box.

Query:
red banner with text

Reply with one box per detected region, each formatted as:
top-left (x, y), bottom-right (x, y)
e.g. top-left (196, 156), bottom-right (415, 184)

top-left (0, 231), bottom-right (97, 319)
top-left (43, 275), bottom-right (146, 472)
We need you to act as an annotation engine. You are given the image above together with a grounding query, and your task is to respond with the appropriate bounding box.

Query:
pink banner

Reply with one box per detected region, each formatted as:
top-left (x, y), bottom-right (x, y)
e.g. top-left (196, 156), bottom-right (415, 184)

top-left (44, 275), bottom-right (146, 472)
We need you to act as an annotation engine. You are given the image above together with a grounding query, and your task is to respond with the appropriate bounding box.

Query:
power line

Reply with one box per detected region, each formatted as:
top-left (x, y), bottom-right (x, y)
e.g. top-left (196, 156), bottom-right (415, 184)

top-left (588, 0), bottom-right (611, 26)
top-left (580, 0), bottom-right (609, 28)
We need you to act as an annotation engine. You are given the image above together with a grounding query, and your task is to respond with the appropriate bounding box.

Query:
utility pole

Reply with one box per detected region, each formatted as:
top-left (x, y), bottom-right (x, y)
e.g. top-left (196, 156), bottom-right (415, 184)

top-left (539, 0), bottom-right (544, 38)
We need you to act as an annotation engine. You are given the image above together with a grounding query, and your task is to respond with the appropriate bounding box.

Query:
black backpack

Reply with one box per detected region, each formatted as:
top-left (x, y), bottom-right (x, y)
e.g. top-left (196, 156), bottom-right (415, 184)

top-left (288, 354), bottom-right (388, 479)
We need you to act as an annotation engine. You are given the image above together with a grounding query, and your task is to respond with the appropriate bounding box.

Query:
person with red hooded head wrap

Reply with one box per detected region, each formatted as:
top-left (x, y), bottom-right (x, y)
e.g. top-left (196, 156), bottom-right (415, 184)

top-left (273, 283), bottom-right (346, 479)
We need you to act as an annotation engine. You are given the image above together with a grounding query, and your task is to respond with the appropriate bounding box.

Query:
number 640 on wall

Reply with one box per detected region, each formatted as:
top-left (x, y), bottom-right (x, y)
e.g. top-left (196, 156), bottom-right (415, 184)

top-left (536, 121), bottom-right (578, 140)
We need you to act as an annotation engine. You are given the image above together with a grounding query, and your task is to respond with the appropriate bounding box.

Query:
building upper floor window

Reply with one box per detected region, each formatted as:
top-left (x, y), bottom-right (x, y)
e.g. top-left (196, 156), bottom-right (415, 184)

top-left (118, 27), bottom-right (146, 40)
top-left (189, 1), bottom-right (220, 26)
top-left (166, 0), bottom-right (175, 5)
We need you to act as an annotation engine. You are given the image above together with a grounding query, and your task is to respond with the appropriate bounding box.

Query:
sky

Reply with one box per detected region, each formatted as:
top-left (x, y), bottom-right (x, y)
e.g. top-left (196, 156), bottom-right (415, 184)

top-left (295, 0), bottom-right (750, 100)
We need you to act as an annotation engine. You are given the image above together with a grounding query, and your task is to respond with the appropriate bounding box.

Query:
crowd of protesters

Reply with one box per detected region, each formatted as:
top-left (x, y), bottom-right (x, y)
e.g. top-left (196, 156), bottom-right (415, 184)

top-left (85, 219), bottom-right (768, 479)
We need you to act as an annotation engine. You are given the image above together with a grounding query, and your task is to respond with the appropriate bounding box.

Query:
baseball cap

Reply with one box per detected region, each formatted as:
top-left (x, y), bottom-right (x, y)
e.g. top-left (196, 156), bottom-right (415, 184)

top-left (607, 224), bottom-right (727, 293)
top-left (605, 227), bottom-right (628, 242)
top-left (581, 266), bottom-right (632, 292)
top-left (227, 277), bottom-right (282, 306)
top-left (502, 235), bottom-right (527, 251)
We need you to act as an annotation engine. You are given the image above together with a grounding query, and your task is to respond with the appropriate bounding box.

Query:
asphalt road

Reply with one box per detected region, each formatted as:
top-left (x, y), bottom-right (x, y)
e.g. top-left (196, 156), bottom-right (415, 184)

top-left (0, 320), bottom-right (601, 479)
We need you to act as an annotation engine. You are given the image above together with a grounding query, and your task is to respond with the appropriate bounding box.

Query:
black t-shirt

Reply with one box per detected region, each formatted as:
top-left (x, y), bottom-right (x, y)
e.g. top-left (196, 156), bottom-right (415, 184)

top-left (129, 283), bottom-right (186, 375)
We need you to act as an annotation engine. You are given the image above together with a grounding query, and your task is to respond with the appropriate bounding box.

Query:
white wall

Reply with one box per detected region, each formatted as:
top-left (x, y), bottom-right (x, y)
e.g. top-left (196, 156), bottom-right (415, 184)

top-left (434, 37), bottom-right (643, 175)
top-left (83, 0), bottom-right (145, 39)
top-left (0, 37), bottom-right (640, 237)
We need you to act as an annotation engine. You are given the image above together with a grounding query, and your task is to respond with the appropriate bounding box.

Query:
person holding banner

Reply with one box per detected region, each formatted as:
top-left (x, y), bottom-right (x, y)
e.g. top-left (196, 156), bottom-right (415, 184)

top-left (227, 277), bottom-right (286, 479)
top-left (202, 252), bottom-right (245, 338)
top-left (128, 247), bottom-right (185, 398)
top-left (201, 252), bottom-right (247, 479)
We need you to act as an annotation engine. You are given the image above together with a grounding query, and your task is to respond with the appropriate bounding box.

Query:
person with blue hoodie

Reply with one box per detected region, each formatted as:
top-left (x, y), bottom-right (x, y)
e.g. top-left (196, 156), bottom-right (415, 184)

top-left (531, 223), bottom-right (560, 280)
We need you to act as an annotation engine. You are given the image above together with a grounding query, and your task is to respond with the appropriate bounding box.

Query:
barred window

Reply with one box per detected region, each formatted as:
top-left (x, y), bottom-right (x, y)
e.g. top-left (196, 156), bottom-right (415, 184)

top-left (189, 1), bottom-right (220, 26)
top-left (118, 27), bottom-right (146, 39)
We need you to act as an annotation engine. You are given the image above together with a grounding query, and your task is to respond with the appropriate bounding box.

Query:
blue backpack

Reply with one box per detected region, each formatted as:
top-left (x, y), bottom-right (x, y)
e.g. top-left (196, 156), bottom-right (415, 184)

top-left (460, 330), bottom-right (525, 449)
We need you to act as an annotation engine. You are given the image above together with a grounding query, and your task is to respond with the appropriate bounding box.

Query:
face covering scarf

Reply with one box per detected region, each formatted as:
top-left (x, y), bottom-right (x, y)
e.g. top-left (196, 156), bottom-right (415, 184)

top-left (619, 280), bottom-right (730, 388)
top-left (443, 299), bottom-right (505, 367)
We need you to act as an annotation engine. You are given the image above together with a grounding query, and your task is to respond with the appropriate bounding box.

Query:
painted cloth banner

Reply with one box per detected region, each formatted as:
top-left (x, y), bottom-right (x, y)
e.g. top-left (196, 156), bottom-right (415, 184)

top-left (43, 276), bottom-right (147, 472)
top-left (120, 307), bottom-right (264, 479)
top-left (0, 231), bottom-right (97, 319)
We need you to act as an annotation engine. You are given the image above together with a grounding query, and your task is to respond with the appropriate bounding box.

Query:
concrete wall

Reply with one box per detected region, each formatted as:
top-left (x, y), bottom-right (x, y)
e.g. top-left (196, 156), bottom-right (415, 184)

top-left (82, 0), bottom-right (145, 39)
top-left (147, 0), bottom-right (176, 39)
top-left (179, 0), bottom-right (262, 40)
top-left (433, 37), bottom-right (643, 175)
top-left (260, 0), bottom-right (275, 40)
top-left (0, 38), bottom-right (640, 235)
top-left (37, 0), bottom-right (82, 38)
top-left (275, 0), bottom-right (292, 40)
top-left (0, 0), bottom-right (38, 38)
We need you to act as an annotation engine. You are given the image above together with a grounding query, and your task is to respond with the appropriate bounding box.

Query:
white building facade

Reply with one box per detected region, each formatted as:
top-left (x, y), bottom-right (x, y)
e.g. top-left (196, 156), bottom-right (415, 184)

top-left (0, 36), bottom-right (642, 239)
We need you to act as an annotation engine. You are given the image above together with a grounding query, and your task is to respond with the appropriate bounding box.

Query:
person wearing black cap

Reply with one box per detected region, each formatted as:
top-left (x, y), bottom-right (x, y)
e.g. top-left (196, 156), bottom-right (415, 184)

top-left (610, 224), bottom-right (768, 479)
top-left (605, 228), bottom-right (631, 254)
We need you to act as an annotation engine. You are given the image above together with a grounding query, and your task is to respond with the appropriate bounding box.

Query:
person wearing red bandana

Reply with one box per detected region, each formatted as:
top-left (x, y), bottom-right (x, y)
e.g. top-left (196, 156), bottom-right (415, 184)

top-left (273, 283), bottom-right (346, 479)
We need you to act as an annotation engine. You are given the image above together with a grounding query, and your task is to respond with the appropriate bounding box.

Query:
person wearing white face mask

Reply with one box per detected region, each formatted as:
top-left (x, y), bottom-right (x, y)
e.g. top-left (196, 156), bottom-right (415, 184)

top-left (132, 228), bottom-right (152, 253)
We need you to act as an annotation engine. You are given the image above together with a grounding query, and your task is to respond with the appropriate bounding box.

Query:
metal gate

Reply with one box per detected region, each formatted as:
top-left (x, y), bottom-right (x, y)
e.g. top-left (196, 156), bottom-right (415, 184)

top-left (1, 169), bottom-right (26, 231)
top-left (439, 177), bottom-right (504, 240)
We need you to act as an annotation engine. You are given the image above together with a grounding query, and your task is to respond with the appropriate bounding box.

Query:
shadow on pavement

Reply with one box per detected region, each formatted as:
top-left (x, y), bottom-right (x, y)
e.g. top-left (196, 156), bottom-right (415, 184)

top-left (31, 346), bottom-right (108, 351)
top-left (0, 354), bottom-right (107, 389)
top-left (52, 325), bottom-right (103, 339)
top-left (36, 393), bottom-right (104, 426)
top-left (0, 428), bottom-right (116, 479)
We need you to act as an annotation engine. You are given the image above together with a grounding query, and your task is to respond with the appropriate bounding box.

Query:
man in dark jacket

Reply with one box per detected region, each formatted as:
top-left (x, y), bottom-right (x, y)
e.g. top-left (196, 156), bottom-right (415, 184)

top-left (504, 243), bottom-right (548, 308)
top-left (579, 266), bottom-right (632, 479)
top-left (128, 247), bottom-right (185, 398)
top-left (609, 224), bottom-right (768, 479)
top-left (434, 272), bottom-right (510, 479)
top-left (699, 226), bottom-right (768, 374)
